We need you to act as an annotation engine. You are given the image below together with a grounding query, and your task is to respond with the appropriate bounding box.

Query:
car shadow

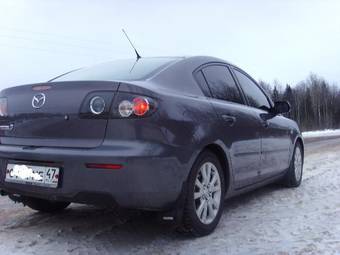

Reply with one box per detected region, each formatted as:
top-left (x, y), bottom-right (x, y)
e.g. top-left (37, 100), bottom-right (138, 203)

top-left (3, 183), bottom-right (285, 245)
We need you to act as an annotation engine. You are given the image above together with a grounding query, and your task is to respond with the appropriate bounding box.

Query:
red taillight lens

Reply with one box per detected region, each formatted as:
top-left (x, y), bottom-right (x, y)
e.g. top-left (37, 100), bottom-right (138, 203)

top-left (133, 97), bottom-right (150, 116)
top-left (0, 98), bottom-right (8, 117)
top-left (85, 163), bottom-right (123, 170)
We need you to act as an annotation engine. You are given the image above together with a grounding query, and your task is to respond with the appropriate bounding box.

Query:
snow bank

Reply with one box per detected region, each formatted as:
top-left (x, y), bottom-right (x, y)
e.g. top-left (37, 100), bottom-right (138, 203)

top-left (302, 129), bottom-right (340, 138)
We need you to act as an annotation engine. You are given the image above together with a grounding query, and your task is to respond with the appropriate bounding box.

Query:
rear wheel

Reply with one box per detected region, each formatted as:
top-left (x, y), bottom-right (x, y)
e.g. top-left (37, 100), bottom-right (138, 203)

top-left (24, 197), bottom-right (70, 213)
top-left (179, 151), bottom-right (225, 236)
top-left (283, 142), bottom-right (303, 187)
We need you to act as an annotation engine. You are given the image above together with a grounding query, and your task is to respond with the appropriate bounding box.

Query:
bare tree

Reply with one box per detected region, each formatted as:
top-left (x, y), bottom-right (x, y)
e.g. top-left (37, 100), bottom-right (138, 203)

top-left (260, 74), bottom-right (340, 131)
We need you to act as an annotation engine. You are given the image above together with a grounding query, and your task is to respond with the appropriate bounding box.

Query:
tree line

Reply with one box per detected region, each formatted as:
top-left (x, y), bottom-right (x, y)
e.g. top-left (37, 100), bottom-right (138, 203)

top-left (258, 74), bottom-right (340, 131)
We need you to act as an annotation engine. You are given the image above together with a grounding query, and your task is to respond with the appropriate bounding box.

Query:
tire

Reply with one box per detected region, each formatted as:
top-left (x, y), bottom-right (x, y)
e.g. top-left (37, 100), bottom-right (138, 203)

top-left (282, 142), bottom-right (304, 187)
top-left (179, 150), bottom-right (225, 236)
top-left (24, 197), bottom-right (70, 213)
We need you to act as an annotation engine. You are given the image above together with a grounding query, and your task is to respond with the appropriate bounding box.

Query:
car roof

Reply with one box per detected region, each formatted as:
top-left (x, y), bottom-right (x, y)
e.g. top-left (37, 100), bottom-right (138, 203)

top-left (48, 56), bottom-right (243, 97)
top-left (129, 56), bottom-right (238, 96)
top-left (147, 55), bottom-right (236, 78)
top-left (147, 55), bottom-right (235, 73)
top-left (51, 56), bottom-right (236, 84)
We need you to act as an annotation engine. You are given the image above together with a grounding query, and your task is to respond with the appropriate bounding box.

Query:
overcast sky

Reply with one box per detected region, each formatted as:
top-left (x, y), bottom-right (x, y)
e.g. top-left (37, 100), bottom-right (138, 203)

top-left (0, 0), bottom-right (339, 90)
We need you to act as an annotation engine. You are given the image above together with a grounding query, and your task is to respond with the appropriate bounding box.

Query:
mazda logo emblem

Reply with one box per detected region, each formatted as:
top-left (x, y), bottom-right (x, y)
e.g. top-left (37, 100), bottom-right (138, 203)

top-left (32, 93), bottom-right (46, 109)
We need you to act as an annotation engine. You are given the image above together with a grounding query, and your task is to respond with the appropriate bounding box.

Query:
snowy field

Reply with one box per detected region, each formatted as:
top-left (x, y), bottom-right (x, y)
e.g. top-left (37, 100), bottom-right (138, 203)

top-left (1, 137), bottom-right (340, 255)
top-left (302, 129), bottom-right (340, 138)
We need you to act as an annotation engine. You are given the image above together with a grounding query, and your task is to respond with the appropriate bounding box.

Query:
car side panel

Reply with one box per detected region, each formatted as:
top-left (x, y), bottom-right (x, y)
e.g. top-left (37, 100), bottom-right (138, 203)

top-left (208, 100), bottom-right (262, 188)
top-left (248, 109), bottom-right (292, 179)
top-left (262, 114), bottom-right (292, 177)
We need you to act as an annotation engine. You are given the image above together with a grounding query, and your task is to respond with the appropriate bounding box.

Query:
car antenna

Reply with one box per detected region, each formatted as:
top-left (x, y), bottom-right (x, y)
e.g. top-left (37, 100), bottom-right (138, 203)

top-left (122, 29), bottom-right (141, 60)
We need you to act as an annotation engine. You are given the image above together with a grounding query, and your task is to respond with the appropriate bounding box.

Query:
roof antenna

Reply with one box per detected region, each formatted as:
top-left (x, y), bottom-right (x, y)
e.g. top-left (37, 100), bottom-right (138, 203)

top-left (122, 29), bottom-right (141, 60)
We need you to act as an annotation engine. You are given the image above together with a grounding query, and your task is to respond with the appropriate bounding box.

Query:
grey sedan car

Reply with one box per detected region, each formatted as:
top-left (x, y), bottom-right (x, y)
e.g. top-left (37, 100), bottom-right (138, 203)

top-left (0, 56), bottom-right (304, 236)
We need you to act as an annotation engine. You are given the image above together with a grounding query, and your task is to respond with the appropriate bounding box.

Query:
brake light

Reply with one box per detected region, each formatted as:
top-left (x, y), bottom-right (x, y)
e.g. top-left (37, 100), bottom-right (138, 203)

top-left (133, 97), bottom-right (150, 116)
top-left (118, 96), bottom-right (150, 117)
top-left (0, 98), bottom-right (7, 117)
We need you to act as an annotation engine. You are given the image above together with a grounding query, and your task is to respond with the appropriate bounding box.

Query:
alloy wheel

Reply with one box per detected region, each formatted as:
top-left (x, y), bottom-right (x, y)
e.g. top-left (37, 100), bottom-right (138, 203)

top-left (194, 162), bottom-right (222, 225)
top-left (294, 146), bottom-right (303, 182)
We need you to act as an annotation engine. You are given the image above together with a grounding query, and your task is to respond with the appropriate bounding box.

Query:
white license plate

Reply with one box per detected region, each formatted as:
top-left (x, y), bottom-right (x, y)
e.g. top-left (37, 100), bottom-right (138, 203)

top-left (5, 163), bottom-right (60, 188)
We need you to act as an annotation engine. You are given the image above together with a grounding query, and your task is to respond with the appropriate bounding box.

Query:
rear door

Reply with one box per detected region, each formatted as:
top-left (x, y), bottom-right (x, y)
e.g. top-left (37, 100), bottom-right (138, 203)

top-left (232, 68), bottom-right (291, 178)
top-left (0, 81), bottom-right (119, 148)
top-left (196, 64), bottom-right (263, 188)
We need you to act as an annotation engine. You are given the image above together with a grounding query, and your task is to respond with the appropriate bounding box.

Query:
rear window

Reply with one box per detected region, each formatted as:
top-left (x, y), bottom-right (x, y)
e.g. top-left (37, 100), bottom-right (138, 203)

top-left (51, 58), bottom-right (180, 82)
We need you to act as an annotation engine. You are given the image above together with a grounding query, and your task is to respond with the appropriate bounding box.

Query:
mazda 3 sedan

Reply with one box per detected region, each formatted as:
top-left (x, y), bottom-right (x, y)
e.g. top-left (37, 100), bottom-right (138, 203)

top-left (0, 56), bottom-right (304, 236)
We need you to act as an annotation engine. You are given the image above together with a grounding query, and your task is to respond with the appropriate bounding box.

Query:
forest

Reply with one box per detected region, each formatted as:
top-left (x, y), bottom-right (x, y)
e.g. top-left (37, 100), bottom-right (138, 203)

top-left (258, 74), bottom-right (340, 131)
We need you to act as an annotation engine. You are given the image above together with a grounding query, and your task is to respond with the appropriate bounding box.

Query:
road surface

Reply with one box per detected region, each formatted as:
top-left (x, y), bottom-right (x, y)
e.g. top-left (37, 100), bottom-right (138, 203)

top-left (1, 138), bottom-right (340, 255)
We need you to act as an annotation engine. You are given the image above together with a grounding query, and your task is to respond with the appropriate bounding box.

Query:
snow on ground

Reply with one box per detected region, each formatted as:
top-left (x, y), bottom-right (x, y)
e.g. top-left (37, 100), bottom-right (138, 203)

top-left (302, 129), bottom-right (340, 138)
top-left (1, 138), bottom-right (340, 255)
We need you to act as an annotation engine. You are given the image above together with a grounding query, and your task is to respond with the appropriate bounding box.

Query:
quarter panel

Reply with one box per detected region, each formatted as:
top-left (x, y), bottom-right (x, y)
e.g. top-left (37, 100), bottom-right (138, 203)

top-left (105, 88), bottom-right (219, 183)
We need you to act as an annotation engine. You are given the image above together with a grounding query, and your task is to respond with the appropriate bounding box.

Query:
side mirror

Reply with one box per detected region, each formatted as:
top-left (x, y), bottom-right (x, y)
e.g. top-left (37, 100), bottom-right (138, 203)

top-left (273, 101), bottom-right (290, 115)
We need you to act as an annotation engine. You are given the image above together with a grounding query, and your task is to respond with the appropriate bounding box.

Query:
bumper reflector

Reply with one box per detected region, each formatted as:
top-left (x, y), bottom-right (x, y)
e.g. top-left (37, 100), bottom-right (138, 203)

top-left (85, 163), bottom-right (123, 170)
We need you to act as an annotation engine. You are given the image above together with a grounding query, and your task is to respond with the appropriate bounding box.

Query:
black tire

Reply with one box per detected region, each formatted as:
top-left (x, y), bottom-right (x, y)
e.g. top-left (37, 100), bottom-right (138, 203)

top-left (282, 142), bottom-right (304, 187)
top-left (24, 197), bottom-right (70, 213)
top-left (179, 150), bottom-right (225, 236)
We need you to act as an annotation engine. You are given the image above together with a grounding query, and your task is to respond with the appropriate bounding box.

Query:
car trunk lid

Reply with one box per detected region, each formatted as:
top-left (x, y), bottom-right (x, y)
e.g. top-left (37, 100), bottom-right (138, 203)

top-left (0, 81), bottom-right (119, 148)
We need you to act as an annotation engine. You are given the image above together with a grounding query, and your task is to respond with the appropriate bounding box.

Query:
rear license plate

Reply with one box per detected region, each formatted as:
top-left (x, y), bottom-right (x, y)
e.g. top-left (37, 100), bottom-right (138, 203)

top-left (5, 163), bottom-right (60, 188)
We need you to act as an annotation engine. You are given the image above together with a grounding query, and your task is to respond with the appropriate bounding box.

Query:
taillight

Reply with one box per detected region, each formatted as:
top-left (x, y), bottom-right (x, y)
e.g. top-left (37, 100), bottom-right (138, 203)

top-left (115, 94), bottom-right (155, 118)
top-left (79, 92), bottom-right (114, 119)
top-left (90, 96), bottom-right (106, 115)
top-left (79, 92), bottom-right (156, 119)
top-left (118, 100), bottom-right (134, 117)
top-left (0, 98), bottom-right (8, 117)
top-left (133, 97), bottom-right (150, 116)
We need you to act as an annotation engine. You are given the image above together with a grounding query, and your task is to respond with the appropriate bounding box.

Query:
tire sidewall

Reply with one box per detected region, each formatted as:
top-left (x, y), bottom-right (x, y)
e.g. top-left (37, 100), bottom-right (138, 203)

top-left (290, 143), bottom-right (304, 186)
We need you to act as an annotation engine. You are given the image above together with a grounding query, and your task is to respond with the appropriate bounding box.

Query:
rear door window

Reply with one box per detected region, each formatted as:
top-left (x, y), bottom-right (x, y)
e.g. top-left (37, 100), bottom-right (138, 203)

top-left (193, 70), bottom-right (211, 96)
top-left (233, 69), bottom-right (271, 110)
top-left (202, 65), bottom-right (243, 104)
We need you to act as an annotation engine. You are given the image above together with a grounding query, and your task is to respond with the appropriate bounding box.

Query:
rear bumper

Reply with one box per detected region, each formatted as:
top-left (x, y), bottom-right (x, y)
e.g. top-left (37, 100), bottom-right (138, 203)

top-left (0, 142), bottom-right (189, 210)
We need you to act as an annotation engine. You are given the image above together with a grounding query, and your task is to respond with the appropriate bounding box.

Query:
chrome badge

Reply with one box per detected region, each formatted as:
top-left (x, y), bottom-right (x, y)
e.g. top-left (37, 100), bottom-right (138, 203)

top-left (32, 93), bottom-right (46, 109)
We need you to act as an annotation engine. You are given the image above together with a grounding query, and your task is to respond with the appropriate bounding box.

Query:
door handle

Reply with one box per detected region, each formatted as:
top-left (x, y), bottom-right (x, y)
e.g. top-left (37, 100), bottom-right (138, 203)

top-left (0, 124), bottom-right (14, 131)
top-left (221, 115), bottom-right (236, 126)
top-left (261, 121), bottom-right (269, 128)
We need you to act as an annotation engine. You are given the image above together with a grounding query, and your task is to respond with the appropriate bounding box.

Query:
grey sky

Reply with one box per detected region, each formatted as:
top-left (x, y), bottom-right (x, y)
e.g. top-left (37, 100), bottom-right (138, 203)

top-left (0, 0), bottom-right (339, 90)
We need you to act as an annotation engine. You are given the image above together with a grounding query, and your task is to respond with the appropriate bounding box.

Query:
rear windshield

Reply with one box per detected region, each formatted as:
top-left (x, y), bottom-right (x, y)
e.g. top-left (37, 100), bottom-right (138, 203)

top-left (51, 57), bottom-right (180, 82)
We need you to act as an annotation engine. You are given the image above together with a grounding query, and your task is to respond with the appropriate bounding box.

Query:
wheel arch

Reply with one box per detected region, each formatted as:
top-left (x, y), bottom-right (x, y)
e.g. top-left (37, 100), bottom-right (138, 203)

top-left (289, 135), bottom-right (304, 164)
top-left (200, 142), bottom-right (233, 194)
top-left (294, 136), bottom-right (304, 157)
